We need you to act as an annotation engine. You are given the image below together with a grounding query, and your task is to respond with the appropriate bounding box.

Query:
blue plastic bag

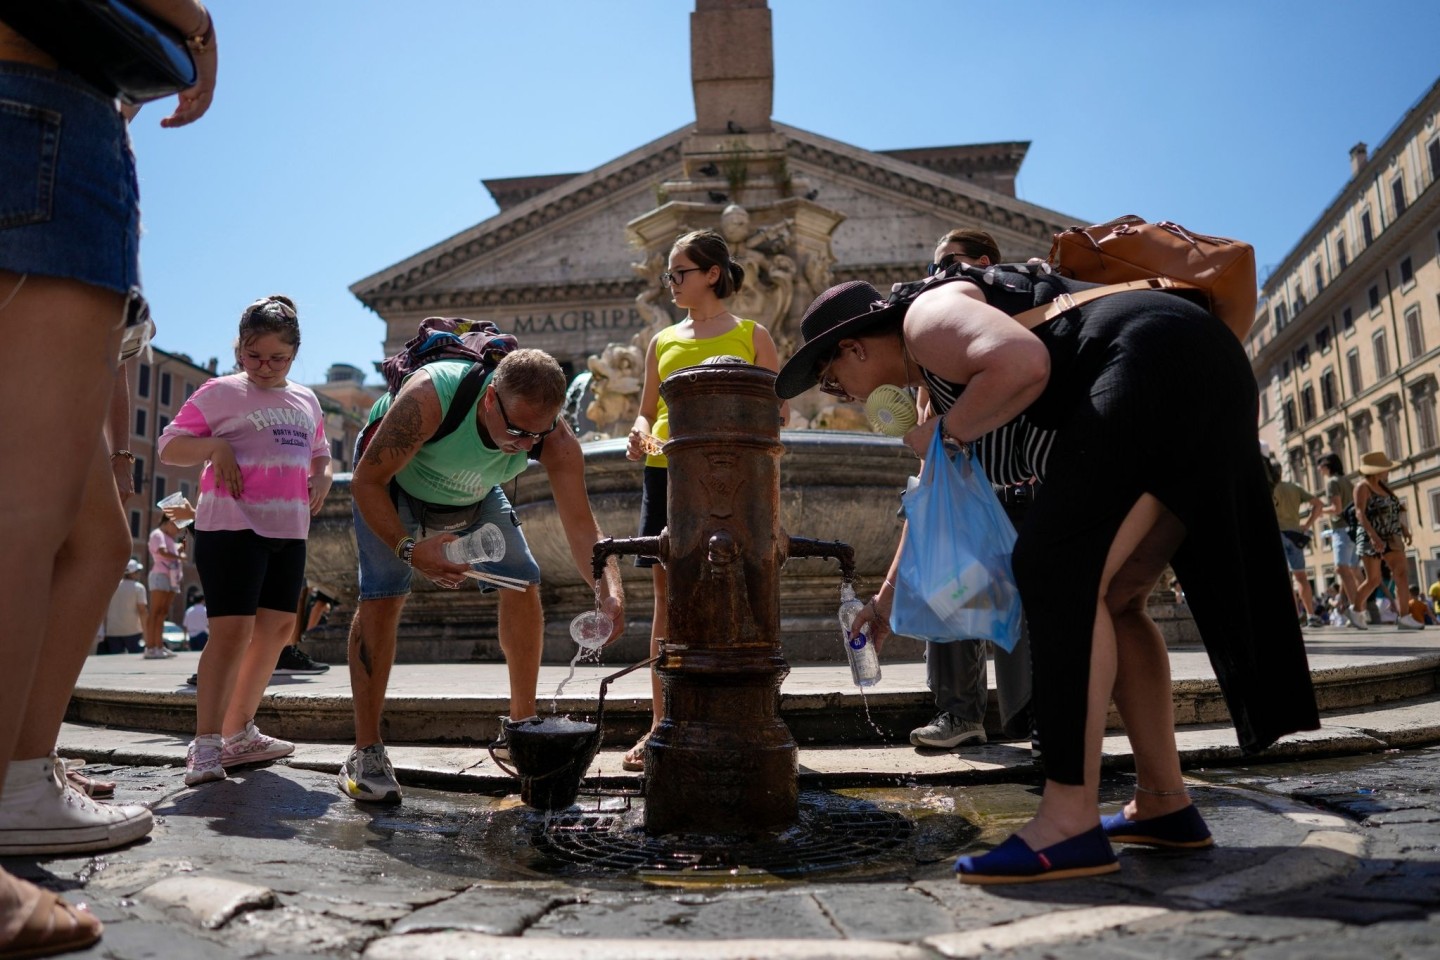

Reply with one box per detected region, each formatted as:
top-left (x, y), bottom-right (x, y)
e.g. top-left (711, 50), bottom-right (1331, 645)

top-left (891, 429), bottom-right (1023, 651)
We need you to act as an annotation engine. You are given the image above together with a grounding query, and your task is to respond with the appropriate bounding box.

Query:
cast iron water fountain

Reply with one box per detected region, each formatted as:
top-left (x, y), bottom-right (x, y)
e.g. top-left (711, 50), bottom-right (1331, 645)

top-left (501, 362), bottom-right (952, 879)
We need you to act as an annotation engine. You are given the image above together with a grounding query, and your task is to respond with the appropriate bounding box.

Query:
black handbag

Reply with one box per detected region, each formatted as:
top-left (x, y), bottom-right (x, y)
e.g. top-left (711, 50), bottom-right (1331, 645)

top-left (0, 0), bottom-right (196, 103)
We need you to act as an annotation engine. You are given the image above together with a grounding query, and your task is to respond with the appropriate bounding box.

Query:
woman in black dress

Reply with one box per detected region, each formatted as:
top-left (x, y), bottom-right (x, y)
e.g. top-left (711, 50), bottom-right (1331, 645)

top-left (775, 265), bottom-right (1318, 884)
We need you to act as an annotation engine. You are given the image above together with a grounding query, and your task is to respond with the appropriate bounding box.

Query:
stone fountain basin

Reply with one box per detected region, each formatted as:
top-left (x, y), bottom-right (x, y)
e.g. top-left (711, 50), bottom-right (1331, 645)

top-left (302, 431), bottom-right (924, 664)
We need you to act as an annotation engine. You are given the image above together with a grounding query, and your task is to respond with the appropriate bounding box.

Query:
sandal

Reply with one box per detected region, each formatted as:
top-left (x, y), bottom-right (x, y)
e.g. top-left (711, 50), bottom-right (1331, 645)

top-left (62, 760), bottom-right (115, 799)
top-left (0, 881), bottom-right (102, 959)
top-left (622, 734), bottom-right (651, 772)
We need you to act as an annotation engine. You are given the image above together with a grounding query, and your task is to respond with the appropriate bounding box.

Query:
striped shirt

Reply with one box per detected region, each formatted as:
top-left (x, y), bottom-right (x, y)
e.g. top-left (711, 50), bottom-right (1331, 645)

top-left (920, 367), bottom-right (1055, 487)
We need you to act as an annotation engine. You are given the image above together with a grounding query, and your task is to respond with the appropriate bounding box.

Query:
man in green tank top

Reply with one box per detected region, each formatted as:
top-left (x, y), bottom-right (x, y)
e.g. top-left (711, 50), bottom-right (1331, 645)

top-left (340, 349), bottom-right (625, 805)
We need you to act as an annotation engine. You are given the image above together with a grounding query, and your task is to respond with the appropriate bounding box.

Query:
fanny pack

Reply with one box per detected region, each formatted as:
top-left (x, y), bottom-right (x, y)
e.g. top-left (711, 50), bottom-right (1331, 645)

top-left (391, 482), bottom-right (486, 536)
top-left (1281, 529), bottom-right (1312, 548)
top-left (0, 0), bottom-right (196, 102)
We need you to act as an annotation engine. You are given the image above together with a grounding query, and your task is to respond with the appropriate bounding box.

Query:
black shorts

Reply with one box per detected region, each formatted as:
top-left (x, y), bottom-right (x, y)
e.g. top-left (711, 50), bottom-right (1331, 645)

top-left (635, 465), bottom-right (668, 569)
top-left (192, 528), bottom-right (308, 618)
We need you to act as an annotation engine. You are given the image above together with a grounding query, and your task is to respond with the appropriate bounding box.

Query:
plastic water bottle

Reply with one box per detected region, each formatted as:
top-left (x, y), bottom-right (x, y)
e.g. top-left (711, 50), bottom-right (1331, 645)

top-left (443, 523), bottom-right (506, 564)
top-left (838, 583), bottom-right (882, 688)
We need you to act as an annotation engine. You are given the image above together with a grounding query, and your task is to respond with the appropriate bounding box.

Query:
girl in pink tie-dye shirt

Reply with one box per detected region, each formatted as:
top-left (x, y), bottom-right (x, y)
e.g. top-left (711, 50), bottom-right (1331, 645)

top-left (159, 295), bottom-right (333, 786)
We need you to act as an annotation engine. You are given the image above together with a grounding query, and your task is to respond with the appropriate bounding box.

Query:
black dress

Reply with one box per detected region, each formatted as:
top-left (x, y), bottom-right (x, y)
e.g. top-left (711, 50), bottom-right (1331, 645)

top-left (928, 264), bottom-right (1319, 785)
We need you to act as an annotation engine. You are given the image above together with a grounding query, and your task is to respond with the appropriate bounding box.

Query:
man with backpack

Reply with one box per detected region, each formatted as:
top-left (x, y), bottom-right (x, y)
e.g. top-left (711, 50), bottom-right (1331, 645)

top-left (340, 345), bottom-right (625, 805)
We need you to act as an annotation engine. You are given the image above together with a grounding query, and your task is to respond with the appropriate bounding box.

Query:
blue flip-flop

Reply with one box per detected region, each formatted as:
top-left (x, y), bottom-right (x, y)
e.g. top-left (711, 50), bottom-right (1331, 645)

top-left (955, 825), bottom-right (1120, 884)
top-left (1101, 804), bottom-right (1213, 848)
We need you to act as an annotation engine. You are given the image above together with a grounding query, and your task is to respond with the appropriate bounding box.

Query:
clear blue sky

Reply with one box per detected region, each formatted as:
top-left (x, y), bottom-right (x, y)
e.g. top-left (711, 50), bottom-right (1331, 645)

top-left (129, 0), bottom-right (1440, 386)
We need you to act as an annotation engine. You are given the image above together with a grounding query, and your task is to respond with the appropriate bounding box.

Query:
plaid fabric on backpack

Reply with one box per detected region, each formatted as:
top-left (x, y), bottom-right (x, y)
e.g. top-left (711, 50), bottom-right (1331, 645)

top-left (355, 317), bottom-right (518, 461)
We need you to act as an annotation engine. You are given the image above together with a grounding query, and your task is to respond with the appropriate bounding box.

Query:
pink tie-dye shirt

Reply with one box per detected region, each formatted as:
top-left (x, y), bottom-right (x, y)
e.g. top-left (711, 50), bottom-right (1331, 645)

top-left (158, 374), bottom-right (329, 540)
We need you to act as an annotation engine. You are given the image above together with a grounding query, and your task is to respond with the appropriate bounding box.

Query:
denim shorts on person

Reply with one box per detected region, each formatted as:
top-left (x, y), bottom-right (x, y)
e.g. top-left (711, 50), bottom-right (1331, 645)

top-left (1281, 533), bottom-right (1307, 572)
top-left (0, 63), bottom-right (139, 293)
top-left (1332, 527), bottom-right (1358, 567)
top-left (355, 485), bottom-right (542, 600)
top-left (147, 569), bottom-right (179, 593)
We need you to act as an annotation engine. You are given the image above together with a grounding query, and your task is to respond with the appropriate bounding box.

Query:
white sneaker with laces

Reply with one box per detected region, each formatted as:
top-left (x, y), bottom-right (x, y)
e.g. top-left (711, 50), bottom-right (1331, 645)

top-left (0, 755), bottom-right (152, 855)
top-left (1346, 608), bottom-right (1369, 630)
top-left (185, 734), bottom-right (226, 786)
top-left (221, 721), bottom-right (295, 769)
top-left (910, 712), bottom-right (987, 749)
top-left (338, 744), bottom-right (402, 804)
top-left (1398, 614), bottom-right (1425, 630)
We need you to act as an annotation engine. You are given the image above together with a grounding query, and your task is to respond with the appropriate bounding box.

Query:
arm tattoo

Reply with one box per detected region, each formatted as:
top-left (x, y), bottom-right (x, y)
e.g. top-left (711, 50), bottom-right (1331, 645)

top-left (362, 394), bottom-right (427, 470)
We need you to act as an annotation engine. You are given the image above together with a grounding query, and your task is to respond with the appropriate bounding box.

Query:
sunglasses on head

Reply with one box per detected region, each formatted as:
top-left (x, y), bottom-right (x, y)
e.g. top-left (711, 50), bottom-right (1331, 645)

top-left (493, 388), bottom-right (558, 441)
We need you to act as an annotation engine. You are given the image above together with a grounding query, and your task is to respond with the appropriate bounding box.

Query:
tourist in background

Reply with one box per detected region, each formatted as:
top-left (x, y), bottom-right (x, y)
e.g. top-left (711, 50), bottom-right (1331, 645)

top-left (1318, 454), bottom-right (1364, 628)
top-left (1351, 453), bottom-right (1422, 630)
top-left (183, 593), bottom-right (209, 652)
top-left (104, 561), bottom-right (149, 655)
top-left (159, 295), bottom-right (332, 786)
top-left (622, 229), bottom-right (784, 771)
top-left (144, 516), bottom-right (186, 659)
top-left (1264, 455), bottom-right (1326, 628)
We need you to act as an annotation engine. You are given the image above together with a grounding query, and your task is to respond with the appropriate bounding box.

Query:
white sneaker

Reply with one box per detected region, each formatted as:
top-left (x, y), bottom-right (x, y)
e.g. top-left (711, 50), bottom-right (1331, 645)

top-left (1398, 614), bottom-right (1425, 630)
top-left (1346, 609), bottom-right (1369, 630)
top-left (910, 712), bottom-right (987, 748)
top-left (184, 734), bottom-right (226, 786)
top-left (0, 755), bottom-right (152, 855)
top-left (142, 647), bottom-right (175, 659)
top-left (338, 744), bottom-right (401, 804)
top-left (221, 721), bottom-right (295, 769)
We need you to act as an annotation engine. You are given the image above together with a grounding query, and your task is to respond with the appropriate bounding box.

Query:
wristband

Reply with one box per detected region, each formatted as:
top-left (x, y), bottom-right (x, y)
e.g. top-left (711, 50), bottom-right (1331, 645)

top-left (186, 8), bottom-right (215, 56)
top-left (394, 536), bottom-right (416, 566)
top-left (110, 449), bottom-right (136, 463)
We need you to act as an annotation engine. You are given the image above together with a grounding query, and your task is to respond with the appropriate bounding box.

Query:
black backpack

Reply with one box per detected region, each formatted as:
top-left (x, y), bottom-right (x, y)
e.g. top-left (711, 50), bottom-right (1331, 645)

top-left (354, 317), bottom-right (518, 461)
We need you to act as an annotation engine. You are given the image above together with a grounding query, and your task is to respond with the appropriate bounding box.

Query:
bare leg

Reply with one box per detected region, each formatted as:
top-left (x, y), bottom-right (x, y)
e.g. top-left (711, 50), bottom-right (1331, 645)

top-left (348, 596), bottom-right (406, 748)
top-left (1387, 549), bottom-right (1413, 621)
top-left (499, 585), bottom-right (543, 720)
top-left (1354, 555), bottom-right (1383, 612)
top-left (627, 566), bottom-right (667, 765)
top-left (194, 615), bottom-right (256, 737)
top-left (13, 440), bottom-right (130, 759)
top-left (0, 272), bottom-right (123, 794)
top-left (145, 589), bottom-right (176, 652)
top-left (1291, 570), bottom-right (1317, 621)
top-left (1016, 494), bottom-right (1174, 850)
top-left (221, 608), bottom-right (298, 737)
top-left (1336, 564), bottom-right (1361, 610)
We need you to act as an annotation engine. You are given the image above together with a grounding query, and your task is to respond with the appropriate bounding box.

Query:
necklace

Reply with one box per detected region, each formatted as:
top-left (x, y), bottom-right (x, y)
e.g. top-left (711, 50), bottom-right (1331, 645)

top-left (690, 308), bottom-right (731, 324)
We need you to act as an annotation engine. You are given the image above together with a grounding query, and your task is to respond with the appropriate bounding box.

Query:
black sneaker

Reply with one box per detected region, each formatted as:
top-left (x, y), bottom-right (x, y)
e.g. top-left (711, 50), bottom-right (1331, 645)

top-left (275, 645), bottom-right (329, 675)
top-left (186, 674), bottom-right (198, 687)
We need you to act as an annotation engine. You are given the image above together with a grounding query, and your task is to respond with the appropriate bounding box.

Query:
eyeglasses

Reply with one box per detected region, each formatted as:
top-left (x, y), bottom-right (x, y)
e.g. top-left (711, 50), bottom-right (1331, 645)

top-left (493, 388), bottom-right (558, 441)
top-left (816, 353), bottom-right (854, 403)
top-left (240, 353), bottom-right (293, 370)
top-left (661, 266), bottom-right (703, 286)
top-left (926, 252), bottom-right (970, 277)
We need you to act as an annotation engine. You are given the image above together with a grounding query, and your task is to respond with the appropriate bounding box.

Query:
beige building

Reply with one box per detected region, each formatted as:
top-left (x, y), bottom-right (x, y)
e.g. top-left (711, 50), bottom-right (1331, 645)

top-left (1250, 75), bottom-right (1440, 592)
top-left (309, 363), bottom-right (383, 473)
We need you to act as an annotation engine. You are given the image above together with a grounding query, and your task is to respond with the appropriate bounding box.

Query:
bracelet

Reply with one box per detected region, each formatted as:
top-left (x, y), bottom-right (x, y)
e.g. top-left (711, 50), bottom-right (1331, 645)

top-left (868, 595), bottom-right (891, 624)
top-left (110, 449), bottom-right (136, 463)
top-left (1134, 784), bottom-right (1188, 797)
top-left (185, 7), bottom-right (215, 56)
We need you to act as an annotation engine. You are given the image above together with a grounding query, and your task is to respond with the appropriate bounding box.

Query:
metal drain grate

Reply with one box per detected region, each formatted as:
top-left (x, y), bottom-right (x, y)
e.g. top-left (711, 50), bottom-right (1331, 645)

top-left (533, 792), bottom-right (915, 878)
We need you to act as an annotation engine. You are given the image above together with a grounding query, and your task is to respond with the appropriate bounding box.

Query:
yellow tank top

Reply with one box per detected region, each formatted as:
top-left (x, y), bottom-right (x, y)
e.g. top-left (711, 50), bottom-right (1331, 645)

top-left (647, 318), bottom-right (758, 468)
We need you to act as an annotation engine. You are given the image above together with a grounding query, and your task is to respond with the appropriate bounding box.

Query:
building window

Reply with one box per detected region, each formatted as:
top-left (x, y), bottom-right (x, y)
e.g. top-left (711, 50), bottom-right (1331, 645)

top-left (1362, 210), bottom-right (1374, 246)
top-left (1282, 358), bottom-right (1292, 379)
top-left (1288, 447), bottom-right (1307, 484)
top-left (1317, 327), bottom-right (1332, 354)
top-left (1413, 381), bottom-right (1438, 451)
top-left (1314, 261), bottom-right (1325, 293)
top-left (1283, 399), bottom-right (1297, 434)
top-left (1342, 306), bottom-right (1354, 332)
top-left (1301, 386), bottom-right (1316, 423)
top-left (1347, 347), bottom-right (1363, 393)
top-left (1431, 489), bottom-right (1440, 530)
top-left (134, 408), bottom-right (146, 437)
top-left (1326, 425), bottom-right (1347, 458)
top-left (1380, 402), bottom-right (1403, 460)
top-left (1353, 412), bottom-right (1373, 455)
top-left (1337, 234), bottom-right (1349, 271)
top-left (1368, 285), bottom-right (1382, 312)
top-left (1430, 137), bottom-right (1440, 181)
top-left (132, 456), bottom-right (144, 494)
top-left (185, 381), bottom-right (197, 399)
top-left (137, 363), bottom-right (150, 398)
top-left (129, 510), bottom-right (141, 538)
top-left (154, 475), bottom-right (167, 502)
top-left (1294, 291), bottom-right (1307, 315)
top-left (1405, 305), bottom-right (1425, 360)
top-left (1392, 176), bottom-right (1407, 217)
top-left (1400, 256), bottom-right (1415, 288)
top-left (1296, 344), bottom-right (1310, 370)
top-left (181, 482), bottom-right (190, 499)
top-left (1374, 329), bottom-right (1391, 378)
top-left (1321, 370), bottom-right (1338, 411)
top-left (1274, 301), bottom-right (1289, 331)
top-left (160, 372), bottom-right (172, 406)
top-left (158, 414), bottom-right (170, 434)
top-left (1260, 390), bottom-right (1270, 422)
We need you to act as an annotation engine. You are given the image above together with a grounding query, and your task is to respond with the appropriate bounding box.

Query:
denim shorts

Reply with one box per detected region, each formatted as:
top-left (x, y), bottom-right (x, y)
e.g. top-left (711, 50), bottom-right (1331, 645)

top-left (355, 485), bottom-right (542, 600)
top-left (0, 63), bottom-right (139, 293)
top-left (1281, 533), bottom-right (1307, 572)
top-left (1332, 527), bottom-right (1358, 567)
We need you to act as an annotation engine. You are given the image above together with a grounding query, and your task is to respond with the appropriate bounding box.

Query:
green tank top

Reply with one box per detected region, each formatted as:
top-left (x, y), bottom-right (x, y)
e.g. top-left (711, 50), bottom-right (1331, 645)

top-left (648, 319), bottom-right (758, 468)
top-left (366, 360), bottom-right (529, 506)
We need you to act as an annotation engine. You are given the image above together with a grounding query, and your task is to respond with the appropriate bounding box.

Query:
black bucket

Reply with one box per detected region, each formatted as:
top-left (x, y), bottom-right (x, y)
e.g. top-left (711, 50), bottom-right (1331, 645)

top-left (493, 717), bottom-right (600, 811)
top-left (489, 654), bottom-right (659, 811)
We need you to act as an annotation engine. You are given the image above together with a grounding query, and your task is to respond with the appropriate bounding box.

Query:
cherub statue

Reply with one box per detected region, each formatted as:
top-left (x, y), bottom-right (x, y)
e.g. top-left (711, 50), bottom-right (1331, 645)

top-left (719, 204), bottom-right (796, 336)
top-left (584, 342), bottom-right (645, 436)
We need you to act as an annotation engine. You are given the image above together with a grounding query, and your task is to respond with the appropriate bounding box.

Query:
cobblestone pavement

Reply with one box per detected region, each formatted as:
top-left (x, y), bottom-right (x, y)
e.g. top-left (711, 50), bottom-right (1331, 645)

top-left (4, 743), bottom-right (1439, 959)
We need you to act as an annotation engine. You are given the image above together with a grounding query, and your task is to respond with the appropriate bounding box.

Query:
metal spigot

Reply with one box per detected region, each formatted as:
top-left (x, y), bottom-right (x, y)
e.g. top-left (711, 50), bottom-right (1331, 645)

top-left (784, 536), bottom-right (856, 582)
top-left (592, 536), bottom-right (664, 584)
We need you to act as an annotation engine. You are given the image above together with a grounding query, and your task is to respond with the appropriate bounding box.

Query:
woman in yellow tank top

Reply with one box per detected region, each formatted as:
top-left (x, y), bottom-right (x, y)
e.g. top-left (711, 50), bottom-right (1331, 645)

top-left (622, 229), bottom-right (785, 770)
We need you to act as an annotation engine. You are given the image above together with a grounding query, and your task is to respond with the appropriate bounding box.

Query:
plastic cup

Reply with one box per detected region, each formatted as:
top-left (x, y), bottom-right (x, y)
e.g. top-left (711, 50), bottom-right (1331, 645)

top-left (156, 491), bottom-right (193, 528)
top-left (638, 433), bottom-right (664, 456)
top-left (569, 610), bottom-right (612, 649)
top-left (444, 523), bottom-right (506, 564)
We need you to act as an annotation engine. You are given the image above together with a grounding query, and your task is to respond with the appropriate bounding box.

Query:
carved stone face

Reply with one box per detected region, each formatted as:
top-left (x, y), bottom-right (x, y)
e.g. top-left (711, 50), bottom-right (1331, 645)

top-left (720, 204), bottom-right (750, 244)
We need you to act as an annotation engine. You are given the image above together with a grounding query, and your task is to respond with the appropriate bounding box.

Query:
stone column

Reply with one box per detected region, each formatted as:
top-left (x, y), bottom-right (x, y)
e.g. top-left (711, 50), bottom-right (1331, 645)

top-left (691, 0), bottom-right (773, 136)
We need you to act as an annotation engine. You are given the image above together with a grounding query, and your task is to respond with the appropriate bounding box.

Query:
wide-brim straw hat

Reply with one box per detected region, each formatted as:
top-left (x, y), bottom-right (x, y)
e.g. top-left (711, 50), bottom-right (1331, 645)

top-left (1359, 451), bottom-right (1399, 475)
top-left (774, 281), bottom-right (908, 399)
